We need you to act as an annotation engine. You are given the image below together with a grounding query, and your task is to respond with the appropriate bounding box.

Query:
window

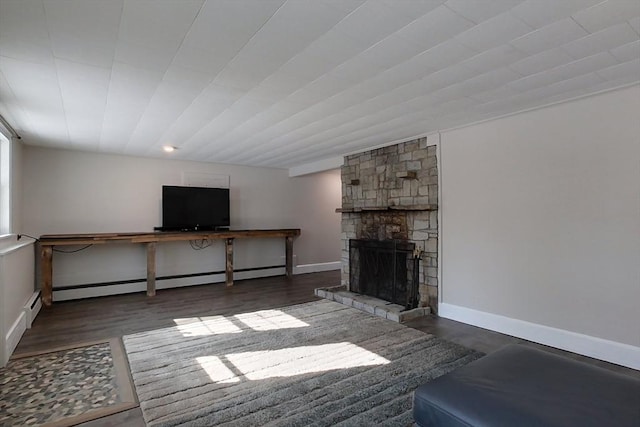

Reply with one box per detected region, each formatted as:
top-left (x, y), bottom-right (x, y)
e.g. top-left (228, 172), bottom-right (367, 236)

top-left (0, 133), bottom-right (10, 235)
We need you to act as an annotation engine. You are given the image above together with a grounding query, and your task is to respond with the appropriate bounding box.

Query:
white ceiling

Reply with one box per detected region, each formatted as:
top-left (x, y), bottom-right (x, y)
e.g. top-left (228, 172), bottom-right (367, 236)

top-left (1, 0), bottom-right (639, 169)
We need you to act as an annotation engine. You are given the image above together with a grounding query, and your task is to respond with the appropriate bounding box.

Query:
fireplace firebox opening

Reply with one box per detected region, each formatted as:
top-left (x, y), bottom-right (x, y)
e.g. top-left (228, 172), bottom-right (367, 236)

top-left (349, 239), bottom-right (419, 310)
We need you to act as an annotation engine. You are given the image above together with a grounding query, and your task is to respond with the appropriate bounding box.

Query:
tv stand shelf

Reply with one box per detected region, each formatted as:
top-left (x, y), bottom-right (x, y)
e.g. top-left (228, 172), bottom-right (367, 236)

top-left (38, 229), bottom-right (301, 307)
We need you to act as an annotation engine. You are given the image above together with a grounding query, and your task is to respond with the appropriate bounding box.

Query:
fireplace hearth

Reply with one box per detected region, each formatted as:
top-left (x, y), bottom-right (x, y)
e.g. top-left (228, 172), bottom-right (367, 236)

top-left (349, 239), bottom-right (419, 310)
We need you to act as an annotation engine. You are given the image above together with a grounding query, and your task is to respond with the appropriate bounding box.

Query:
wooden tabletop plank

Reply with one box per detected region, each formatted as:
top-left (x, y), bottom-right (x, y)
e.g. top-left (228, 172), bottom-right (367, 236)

top-left (39, 229), bottom-right (301, 246)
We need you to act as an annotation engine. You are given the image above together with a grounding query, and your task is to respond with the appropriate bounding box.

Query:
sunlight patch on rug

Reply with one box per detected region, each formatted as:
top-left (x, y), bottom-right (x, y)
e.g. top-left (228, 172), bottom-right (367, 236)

top-left (173, 309), bottom-right (309, 337)
top-left (174, 315), bottom-right (242, 336)
top-left (196, 356), bottom-right (242, 384)
top-left (233, 309), bottom-right (310, 331)
top-left (198, 342), bottom-right (390, 383)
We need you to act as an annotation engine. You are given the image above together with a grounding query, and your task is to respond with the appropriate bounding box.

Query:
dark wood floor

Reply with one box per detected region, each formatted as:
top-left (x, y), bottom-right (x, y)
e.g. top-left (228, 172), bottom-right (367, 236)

top-left (14, 271), bottom-right (639, 426)
top-left (17, 271), bottom-right (336, 355)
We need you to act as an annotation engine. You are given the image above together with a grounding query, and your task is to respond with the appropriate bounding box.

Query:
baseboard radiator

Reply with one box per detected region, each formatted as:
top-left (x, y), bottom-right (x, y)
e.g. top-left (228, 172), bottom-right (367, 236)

top-left (24, 291), bottom-right (41, 328)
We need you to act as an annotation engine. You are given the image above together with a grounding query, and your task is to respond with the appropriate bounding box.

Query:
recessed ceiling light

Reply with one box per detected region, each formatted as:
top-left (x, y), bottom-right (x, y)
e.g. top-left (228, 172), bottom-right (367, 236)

top-left (163, 145), bottom-right (177, 153)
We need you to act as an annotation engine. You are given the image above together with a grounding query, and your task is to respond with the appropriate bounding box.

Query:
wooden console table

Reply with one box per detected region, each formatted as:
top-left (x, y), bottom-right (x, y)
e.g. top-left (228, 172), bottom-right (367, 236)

top-left (38, 229), bottom-right (300, 307)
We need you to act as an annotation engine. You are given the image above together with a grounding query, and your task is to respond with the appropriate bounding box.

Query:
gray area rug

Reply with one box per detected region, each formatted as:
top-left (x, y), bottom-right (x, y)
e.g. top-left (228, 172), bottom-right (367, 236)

top-left (123, 299), bottom-right (482, 426)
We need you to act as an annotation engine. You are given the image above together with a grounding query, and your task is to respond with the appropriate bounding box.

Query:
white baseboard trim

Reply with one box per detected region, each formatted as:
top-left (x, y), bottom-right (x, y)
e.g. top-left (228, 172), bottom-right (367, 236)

top-left (5, 311), bottom-right (26, 365)
top-left (294, 261), bottom-right (341, 275)
top-left (439, 303), bottom-right (640, 370)
top-left (52, 264), bottom-right (341, 302)
top-left (53, 268), bottom-right (286, 301)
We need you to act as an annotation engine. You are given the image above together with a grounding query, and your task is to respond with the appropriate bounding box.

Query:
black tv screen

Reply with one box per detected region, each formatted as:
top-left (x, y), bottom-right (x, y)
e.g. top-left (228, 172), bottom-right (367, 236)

top-left (162, 185), bottom-right (230, 231)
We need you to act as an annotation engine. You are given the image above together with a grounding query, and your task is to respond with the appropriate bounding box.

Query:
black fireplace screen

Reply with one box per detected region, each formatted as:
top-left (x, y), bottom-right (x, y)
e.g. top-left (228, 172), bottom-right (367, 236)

top-left (349, 239), bottom-right (419, 310)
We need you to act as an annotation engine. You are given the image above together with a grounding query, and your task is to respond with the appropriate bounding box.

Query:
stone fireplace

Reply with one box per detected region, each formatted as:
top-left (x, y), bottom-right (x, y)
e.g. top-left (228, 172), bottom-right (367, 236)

top-left (339, 137), bottom-right (439, 314)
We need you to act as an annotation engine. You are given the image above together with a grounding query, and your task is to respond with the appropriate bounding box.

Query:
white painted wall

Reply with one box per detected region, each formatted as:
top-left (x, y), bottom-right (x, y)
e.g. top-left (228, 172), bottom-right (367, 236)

top-left (291, 169), bottom-right (342, 268)
top-left (440, 86), bottom-right (640, 366)
top-left (22, 147), bottom-right (341, 298)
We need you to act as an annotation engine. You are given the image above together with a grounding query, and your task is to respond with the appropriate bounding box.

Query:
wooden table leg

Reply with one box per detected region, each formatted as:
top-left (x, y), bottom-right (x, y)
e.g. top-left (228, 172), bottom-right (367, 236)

top-left (225, 238), bottom-right (234, 286)
top-left (285, 236), bottom-right (294, 278)
top-left (41, 245), bottom-right (53, 307)
top-left (146, 242), bottom-right (156, 296)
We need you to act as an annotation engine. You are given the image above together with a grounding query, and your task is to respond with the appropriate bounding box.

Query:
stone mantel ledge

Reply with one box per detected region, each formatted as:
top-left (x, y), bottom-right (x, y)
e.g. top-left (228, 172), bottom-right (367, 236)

top-left (336, 204), bottom-right (438, 213)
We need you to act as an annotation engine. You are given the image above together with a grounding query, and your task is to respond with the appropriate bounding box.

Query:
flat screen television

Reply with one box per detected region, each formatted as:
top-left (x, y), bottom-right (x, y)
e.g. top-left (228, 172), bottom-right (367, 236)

top-left (161, 185), bottom-right (230, 231)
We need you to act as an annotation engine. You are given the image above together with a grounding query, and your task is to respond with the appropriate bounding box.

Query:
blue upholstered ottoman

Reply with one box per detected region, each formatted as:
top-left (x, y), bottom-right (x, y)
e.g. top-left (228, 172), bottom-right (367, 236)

top-left (413, 344), bottom-right (640, 427)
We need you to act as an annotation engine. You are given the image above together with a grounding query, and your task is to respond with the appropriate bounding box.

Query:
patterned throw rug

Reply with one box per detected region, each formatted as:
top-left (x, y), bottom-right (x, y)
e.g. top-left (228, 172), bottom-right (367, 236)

top-left (124, 299), bottom-right (482, 426)
top-left (0, 338), bottom-right (137, 427)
